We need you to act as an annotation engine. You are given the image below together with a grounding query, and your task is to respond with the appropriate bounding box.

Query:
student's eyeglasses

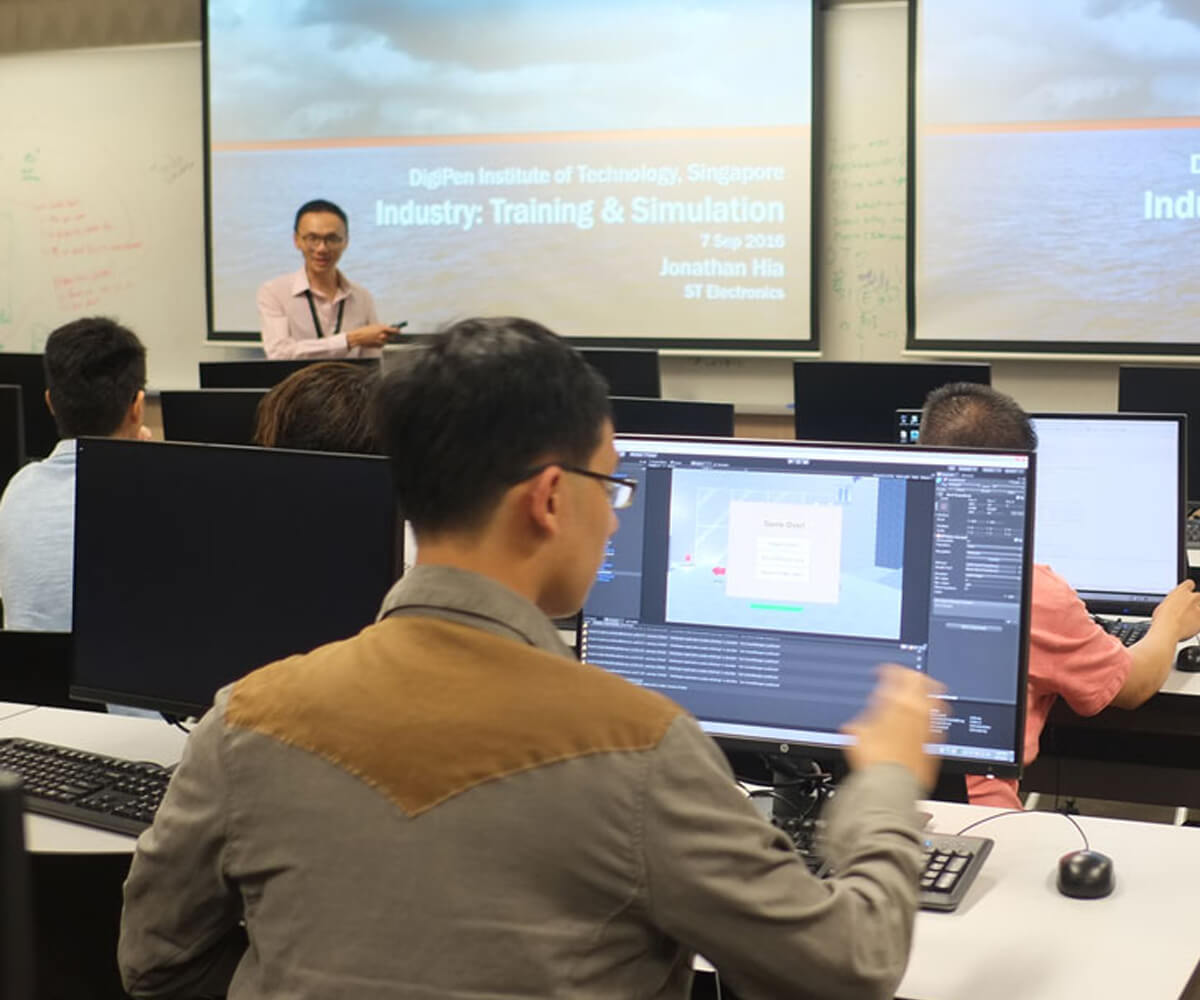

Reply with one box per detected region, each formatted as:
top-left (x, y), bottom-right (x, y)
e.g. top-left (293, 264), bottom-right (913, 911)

top-left (516, 464), bottom-right (638, 510)
top-left (298, 233), bottom-right (346, 249)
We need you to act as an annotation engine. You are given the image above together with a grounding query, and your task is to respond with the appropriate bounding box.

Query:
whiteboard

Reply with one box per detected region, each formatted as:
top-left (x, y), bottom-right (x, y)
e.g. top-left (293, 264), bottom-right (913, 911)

top-left (817, 1), bottom-right (907, 362)
top-left (0, 43), bottom-right (218, 390)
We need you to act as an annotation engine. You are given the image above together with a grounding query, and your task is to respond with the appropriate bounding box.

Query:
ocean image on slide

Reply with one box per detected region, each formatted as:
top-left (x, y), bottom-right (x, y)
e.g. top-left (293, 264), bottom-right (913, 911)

top-left (918, 127), bottom-right (1200, 344)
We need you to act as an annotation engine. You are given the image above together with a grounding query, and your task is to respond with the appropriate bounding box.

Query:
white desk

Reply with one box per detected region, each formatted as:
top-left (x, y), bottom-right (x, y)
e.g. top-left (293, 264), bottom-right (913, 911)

top-left (900, 801), bottom-right (1200, 1000)
top-left (0, 706), bottom-right (186, 853)
top-left (7, 707), bottom-right (1200, 998)
top-left (0, 702), bottom-right (38, 723)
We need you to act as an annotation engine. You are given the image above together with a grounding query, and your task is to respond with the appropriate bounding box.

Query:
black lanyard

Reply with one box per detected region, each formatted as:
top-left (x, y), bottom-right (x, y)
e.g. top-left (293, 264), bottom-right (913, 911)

top-left (304, 290), bottom-right (345, 339)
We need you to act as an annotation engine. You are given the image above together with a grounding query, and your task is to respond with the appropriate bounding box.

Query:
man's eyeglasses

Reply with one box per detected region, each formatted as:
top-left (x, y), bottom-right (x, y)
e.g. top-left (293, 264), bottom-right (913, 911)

top-left (518, 464), bottom-right (638, 510)
top-left (298, 233), bottom-right (346, 249)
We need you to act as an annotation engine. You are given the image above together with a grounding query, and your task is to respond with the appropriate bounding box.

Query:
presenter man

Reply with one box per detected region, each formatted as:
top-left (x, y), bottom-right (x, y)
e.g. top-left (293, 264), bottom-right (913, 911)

top-left (256, 199), bottom-right (398, 360)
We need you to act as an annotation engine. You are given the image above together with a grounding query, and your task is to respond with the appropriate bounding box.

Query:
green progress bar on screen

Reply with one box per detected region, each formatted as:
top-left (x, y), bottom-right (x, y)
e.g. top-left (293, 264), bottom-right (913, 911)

top-left (749, 603), bottom-right (805, 612)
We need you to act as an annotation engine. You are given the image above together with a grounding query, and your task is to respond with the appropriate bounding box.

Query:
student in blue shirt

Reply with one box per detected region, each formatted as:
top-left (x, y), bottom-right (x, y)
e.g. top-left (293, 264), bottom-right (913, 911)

top-left (0, 316), bottom-right (149, 631)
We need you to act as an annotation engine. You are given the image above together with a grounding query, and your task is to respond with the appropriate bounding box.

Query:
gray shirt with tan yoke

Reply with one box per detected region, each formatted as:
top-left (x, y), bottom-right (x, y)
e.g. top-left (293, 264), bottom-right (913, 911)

top-left (119, 565), bottom-right (924, 1000)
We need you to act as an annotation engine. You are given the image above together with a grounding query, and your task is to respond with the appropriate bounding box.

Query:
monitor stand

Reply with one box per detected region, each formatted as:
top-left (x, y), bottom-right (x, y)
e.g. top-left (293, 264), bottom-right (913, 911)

top-left (763, 756), bottom-right (839, 855)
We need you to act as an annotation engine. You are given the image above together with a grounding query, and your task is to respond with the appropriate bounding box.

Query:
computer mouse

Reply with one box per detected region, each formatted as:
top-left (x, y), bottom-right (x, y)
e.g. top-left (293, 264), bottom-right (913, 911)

top-left (1057, 849), bottom-right (1114, 899)
top-left (1176, 645), bottom-right (1200, 672)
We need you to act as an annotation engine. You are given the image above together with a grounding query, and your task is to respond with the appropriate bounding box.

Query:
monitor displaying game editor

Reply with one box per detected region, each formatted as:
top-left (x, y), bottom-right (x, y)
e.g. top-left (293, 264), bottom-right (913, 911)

top-left (581, 435), bottom-right (1034, 776)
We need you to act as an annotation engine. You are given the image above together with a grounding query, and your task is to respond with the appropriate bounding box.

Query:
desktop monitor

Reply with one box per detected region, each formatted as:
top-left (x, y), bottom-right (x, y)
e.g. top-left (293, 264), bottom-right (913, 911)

top-left (198, 357), bottom-right (380, 389)
top-left (0, 632), bottom-right (102, 712)
top-left (71, 439), bottom-right (399, 717)
top-left (160, 389), bottom-right (267, 446)
top-left (580, 349), bottom-right (661, 399)
top-left (1029, 413), bottom-right (1185, 615)
top-left (610, 397), bottom-right (735, 438)
top-left (581, 435), bottom-right (1034, 777)
top-left (793, 362), bottom-right (991, 443)
top-left (0, 385), bottom-right (25, 491)
top-left (1118, 367), bottom-right (1199, 500)
top-left (0, 354), bottom-right (58, 459)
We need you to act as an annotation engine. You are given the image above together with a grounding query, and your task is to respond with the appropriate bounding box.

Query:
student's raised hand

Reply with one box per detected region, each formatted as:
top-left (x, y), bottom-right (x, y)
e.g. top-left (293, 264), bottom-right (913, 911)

top-left (842, 664), bottom-right (945, 792)
top-left (1152, 579), bottom-right (1200, 642)
top-left (346, 324), bottom-right (394, 349)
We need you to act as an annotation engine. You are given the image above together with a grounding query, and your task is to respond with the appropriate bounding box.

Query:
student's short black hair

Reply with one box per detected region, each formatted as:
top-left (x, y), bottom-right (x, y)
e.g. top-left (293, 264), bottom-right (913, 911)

top-left (43, 317), bottom-right (146, 438)
top-left (375, 317), bottom-right (612, 535)
top-left (294, 199), bottom-right (348, 233)
top-left (920, 382), bottom-right (1037, 451)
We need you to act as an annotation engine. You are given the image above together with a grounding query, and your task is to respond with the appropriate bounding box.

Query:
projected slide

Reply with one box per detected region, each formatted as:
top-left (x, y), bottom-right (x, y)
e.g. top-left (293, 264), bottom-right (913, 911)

top-left (206, 1), bottom-right (813, 345)
top-left (915, 0), bottom-right (1200, 349)
top-left (665, 469), bottom-right (904, 639)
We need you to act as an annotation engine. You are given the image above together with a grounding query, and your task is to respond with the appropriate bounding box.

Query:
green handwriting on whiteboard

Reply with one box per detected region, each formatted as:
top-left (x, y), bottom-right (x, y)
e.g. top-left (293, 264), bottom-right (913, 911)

top-left (20, 149), bottom-right (40, 183)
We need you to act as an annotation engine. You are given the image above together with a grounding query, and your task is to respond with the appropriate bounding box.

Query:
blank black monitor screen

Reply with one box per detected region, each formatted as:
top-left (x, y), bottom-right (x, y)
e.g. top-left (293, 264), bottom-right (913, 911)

top-left (581, 349), bottom-right (661, 399)
top-left (72, 439), bottom-right (398, 716)
top-left (793, 362), bottom-right (991, 443)
top-left (160, 389), bottom-right (266, 446)
top-left (581, 435), bottom-right (1034, 776)
top-left (1030, 413), bottom-right (1185, 615)
top-left (610, 397), bottom-right (734, 438)
top-left (1118, 367), bottom-right (1200, 500)
top-left (0, 355), bottom-right (57, 459)
top-left (198, 358), bottom-right (380, 389)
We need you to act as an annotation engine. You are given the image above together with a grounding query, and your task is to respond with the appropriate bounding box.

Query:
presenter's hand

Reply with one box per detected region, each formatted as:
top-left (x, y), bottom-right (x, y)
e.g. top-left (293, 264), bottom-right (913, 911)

top-left (1153, 579), bottom-right (1200, 641)
top-left (842, 664), bottom-right (945, 792)
top-left (137, 425), bottom-right (153, 441)
top-left (347, 324), bottom-right (395, 349)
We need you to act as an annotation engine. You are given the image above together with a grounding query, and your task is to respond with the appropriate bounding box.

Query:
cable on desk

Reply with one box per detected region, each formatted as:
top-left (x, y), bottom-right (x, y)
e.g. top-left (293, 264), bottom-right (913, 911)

top-left (160, 713), bottom-right (191, 735)
top-left (955, 808), bottom-right (1090, 851)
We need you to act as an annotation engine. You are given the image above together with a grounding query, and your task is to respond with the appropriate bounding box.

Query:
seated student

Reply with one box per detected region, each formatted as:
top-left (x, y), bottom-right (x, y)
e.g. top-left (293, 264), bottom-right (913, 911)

top-left (0, 317), bottom-right (149, 631)
top-left (253, 361), bottom-right (380, 454)
top-left (920, 382), bottom-right (1200, 809)
top-left (120, 317), bottom-right (943, 1000)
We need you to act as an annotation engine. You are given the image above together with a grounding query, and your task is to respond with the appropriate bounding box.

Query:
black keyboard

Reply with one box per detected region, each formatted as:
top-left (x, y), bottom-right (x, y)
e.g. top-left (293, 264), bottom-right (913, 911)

top-left (774, 813), bottom-right (992, 912)
top-left (1094, 616), bottom-right (1150, 647)
top-left (0, 737), bottom-right (171, 836)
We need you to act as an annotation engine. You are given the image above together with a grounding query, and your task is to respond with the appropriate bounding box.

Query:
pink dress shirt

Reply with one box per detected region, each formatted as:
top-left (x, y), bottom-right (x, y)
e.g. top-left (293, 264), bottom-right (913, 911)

top-left (966, 564), bottom-right (1132, 809)
top-left (256, 268), bottom-right (383, 360)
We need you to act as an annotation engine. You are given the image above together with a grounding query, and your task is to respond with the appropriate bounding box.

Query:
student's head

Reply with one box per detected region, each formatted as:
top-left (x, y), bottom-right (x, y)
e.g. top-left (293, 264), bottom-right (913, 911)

top-left (293, 199), bottom-right (349, 279)
top-left (43, 317), bottom-right (147, 439)
top-left (376, 317), bottom-right (616, 616)
top-left (920, 382), bottom-right (1037, 451)
top-left (254, 361), bottom-right (380, 454)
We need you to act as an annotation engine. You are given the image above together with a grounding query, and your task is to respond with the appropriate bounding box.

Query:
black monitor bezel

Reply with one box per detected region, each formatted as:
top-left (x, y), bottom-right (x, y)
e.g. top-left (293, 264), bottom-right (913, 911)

top-left (197, 358), bottom-right (380, 390)
top-left (586, 433), bottom-right (1035, 778)
top-left (609, 396), bottom-right (735, 437)
top-left (792, 360), bottom-right (991, 443)
top-left (160, 388), bottom-right (268, 446)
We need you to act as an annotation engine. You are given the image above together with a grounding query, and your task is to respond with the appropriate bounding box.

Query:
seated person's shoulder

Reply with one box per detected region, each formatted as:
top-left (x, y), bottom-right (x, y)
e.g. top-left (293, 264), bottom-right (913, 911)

top-left (1032, 563), bottom-right (1089, 614)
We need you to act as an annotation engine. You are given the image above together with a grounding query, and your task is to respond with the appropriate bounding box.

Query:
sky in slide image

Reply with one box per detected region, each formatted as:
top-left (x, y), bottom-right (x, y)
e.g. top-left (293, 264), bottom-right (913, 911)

top-left (208, 0), bottom-right (812, 142)
top-left (923, 0), bottom-right (1200, 124)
